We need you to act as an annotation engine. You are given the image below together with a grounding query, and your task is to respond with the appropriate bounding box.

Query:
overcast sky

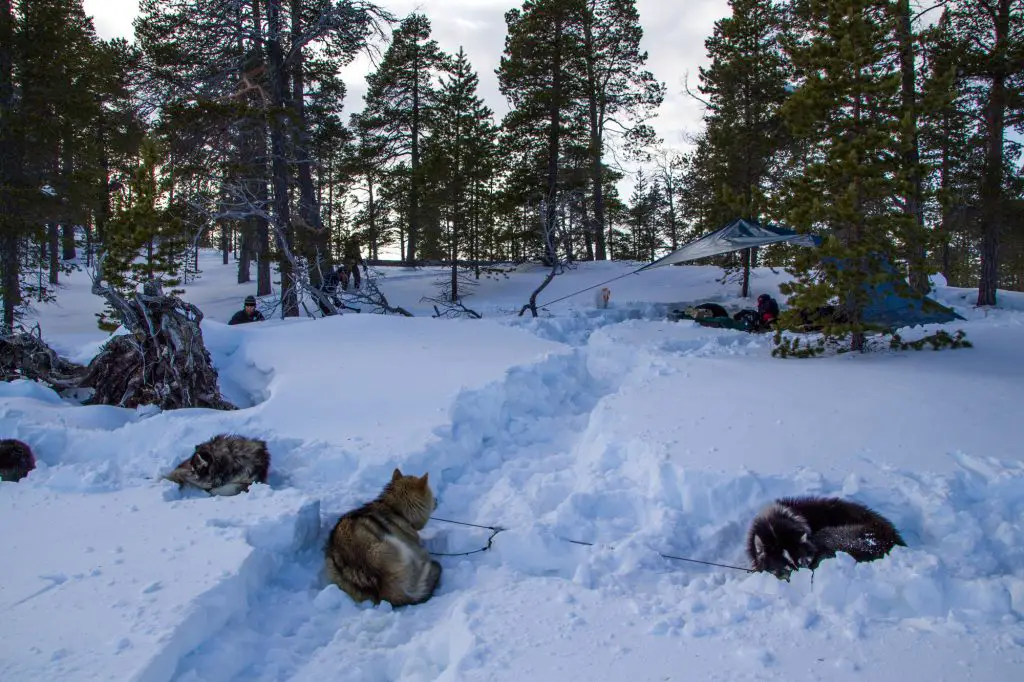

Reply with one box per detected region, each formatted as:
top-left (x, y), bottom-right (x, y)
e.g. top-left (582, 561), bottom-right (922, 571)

top-left (83, 0), bottom-right (728, 159)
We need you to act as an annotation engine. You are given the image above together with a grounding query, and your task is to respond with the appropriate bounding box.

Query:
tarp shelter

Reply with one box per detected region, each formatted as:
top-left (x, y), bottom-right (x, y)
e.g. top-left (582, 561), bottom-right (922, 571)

top-left (825, 256), bottom-right (964, 328)
top-left (640, 219), bottom-right (822, 271)
top-left (643, 219), bottom-right (963, 329)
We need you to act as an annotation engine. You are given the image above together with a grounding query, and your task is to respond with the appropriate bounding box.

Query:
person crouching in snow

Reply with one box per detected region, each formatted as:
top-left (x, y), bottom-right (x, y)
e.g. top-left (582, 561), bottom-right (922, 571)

top-left (229, 295), bottom-right (265, 325)
top-left (756, 293), bottom-right (780, 327)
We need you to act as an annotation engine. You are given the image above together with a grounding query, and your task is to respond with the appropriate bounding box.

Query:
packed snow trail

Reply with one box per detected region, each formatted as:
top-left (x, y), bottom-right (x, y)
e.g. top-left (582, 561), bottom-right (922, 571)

top-left (169, 347), bottom-right (618, 682)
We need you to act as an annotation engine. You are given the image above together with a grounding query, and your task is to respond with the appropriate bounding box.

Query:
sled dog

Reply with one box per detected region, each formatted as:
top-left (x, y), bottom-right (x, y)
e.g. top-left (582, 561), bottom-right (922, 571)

top-left (594, 287), bottom-right (611, 309)
top-left (325, 468), bottom-right (441, 607)
top-left (164, 434), bottom-right (270, 496)
top-left (746, 496), bottom-right (906, 580)
top-left (0, 438), bottom-right (36, 482)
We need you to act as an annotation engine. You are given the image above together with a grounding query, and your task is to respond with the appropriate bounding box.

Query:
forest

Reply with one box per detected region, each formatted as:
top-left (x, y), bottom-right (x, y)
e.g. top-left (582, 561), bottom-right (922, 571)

top-left (1, 0), bottom-right (1021, 333)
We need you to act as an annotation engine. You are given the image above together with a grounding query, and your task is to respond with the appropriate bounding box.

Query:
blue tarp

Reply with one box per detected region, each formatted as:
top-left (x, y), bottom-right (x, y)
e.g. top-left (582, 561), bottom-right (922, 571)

top-left (824, 256), bottom-right (964, 328)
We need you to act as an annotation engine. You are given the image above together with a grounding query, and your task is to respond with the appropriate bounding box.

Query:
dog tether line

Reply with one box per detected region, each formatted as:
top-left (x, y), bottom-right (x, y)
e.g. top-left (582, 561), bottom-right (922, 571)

top-left (534, 267), bottom-right (646, 310)
top-left (428, 516), bottom-right (752, 573)
top-left (428, 516), bottom-right (506, 557)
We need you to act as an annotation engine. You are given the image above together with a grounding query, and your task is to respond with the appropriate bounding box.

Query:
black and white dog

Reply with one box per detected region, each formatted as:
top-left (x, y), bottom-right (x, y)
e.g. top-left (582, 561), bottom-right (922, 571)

top-left (746, 496), bottom-right (906, 580)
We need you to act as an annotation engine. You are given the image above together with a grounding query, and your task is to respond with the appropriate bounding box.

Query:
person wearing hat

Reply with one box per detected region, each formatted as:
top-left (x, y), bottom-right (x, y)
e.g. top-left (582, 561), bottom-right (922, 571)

top-left (229, 295), bottom-right (266, 325)
top-left (756, 293), bottom-right (780, 327)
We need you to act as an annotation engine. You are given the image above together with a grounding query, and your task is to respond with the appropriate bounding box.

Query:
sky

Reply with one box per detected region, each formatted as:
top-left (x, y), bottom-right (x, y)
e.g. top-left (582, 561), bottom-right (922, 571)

top-left (82, 0), bottom-right (729, 170)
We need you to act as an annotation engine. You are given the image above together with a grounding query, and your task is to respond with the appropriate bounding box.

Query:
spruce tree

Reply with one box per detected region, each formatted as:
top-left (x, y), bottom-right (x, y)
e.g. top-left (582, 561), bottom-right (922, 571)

top-left (778, 0), bottom-right (911, 352)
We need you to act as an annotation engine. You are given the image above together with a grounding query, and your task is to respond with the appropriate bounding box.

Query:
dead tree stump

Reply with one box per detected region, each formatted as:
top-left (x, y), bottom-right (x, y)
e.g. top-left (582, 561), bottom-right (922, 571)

top-left (81, 279), bottom-right (235, 411)
top-left (0, 328), bottom-right (86, 391)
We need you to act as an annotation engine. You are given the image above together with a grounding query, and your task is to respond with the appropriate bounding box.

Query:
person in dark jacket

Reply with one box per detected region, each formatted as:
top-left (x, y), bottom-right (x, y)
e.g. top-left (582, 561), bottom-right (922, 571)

top-left (757, 293), bottom-right (780, 327)
top-left (229, 295), bottom-right (265, 325)
top-left (342, 235), bottom-right (364, 290)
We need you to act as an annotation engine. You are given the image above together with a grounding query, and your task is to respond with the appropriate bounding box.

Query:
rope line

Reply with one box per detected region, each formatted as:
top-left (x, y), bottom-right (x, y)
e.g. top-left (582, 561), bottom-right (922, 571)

top-left (534, 267), bottom-right (646, 310)
top-left (428, 516), bottom-right (506, 558)
top-left (559, 536), bottom-right (752, 573)
top-left (427, 516), bottom-right (752, 573)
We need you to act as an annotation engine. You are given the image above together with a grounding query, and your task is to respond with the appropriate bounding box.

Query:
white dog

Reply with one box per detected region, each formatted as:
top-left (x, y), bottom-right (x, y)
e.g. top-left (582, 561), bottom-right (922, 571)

top-left (594, 287), bottom-right (611, 309)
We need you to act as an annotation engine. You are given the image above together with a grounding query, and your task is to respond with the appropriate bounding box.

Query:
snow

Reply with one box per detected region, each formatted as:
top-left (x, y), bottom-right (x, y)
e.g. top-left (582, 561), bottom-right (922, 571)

top-left (2, 249), bottom-right (1023, 682)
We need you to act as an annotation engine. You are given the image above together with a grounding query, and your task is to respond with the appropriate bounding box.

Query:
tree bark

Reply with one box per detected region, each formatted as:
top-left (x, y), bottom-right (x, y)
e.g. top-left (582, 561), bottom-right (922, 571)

top-left (975, 0), bottom-right (1010, 307)
top-left (291, 0), bottom-right (328, 288)
top-left (897, 0), bottom-right (929, 295)
top-left (582, 15), bottom-right (608, 261)
top-left (48, 223), bottom-right (59, 284)
top-left (237, 228), bottom-right (251, 283)
top-left (407, 42), bottom-right (421, 265)
top-left (0, 0), bottom-right (19, 329)
top-left (544, 17), bottom-right (564, 265)
top-left (266, 0), bottom-right (298, 316)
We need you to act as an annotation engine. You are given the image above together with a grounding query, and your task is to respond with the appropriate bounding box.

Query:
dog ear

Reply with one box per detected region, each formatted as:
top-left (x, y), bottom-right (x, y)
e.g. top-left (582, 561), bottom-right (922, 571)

top-left (392, 467), bottom-right (403, 482)
top-left (754, 535), bottom-right (765, 557)
top-left (419, 472), bottom-right (429, 487)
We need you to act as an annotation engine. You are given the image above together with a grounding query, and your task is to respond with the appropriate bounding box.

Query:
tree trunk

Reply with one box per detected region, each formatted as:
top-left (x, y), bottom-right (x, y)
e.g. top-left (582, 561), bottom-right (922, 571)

top-left (84, 220), bottom-right (93, 267)
top-left (0, 233), bottom-right (17, 330)
top-left (220, 221), bottom-right (229, 264)
top-left (544, 18), bottom-right (564, 264)
top-left (896, 0), bottom-right (929, 295)
top-left (976, 0), bottom-right (1009, 307)
top-left (48, 223), bottom-right (59, 284)
top-left (0, 0), bottom-right (15, 329)
top-left (237, 228), bottom-right (251, 283)
top-left (62, 224), bottom-right (75, 260)
top-left (291, 0), bottom-right (328, 288)
top-left (740, 248), bottom-right (751, 299)
top-left (407, 45), bottom-right (421, 265)
top-left (266, 0), bottom-right (298, 316)
top-left (582, 16), bottom-right (608, 260)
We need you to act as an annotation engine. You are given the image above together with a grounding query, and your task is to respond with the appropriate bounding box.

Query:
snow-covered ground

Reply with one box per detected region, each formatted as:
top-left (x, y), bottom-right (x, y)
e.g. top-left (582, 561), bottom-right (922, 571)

top-left (2, 250), bottom-right (1023, 682)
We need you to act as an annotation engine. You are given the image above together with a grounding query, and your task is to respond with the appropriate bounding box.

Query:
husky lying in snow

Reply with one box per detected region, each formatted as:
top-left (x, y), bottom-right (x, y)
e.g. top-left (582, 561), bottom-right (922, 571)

top-left (746, 496), bottom-right (906, 580)
top-left (164, 434), bottom-right (270, 496)
top-left (325, 468), bottom-right (441, 607)
top-left (0, 438), bottom-right (36, 482)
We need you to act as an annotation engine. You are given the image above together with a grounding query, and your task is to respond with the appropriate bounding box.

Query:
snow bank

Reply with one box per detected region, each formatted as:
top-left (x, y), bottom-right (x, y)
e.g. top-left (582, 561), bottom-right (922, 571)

top-left (6, 249), bottom-right (1024, 682)
top-left (0, 484), bottom-right (319, 682)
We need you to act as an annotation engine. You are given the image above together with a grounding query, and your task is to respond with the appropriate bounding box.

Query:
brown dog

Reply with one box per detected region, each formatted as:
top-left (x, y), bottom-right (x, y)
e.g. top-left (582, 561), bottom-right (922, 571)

top-left (325, 468), bottom-right (441, 607)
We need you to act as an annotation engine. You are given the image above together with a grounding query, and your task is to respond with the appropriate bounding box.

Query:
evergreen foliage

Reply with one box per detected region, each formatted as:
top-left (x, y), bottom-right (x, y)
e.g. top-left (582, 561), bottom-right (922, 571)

top-left (776, 0), bottom-right (914, 352)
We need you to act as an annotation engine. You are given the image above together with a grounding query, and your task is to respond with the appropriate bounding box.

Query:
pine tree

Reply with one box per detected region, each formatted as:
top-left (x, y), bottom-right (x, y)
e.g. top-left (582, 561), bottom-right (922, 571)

top-left (498, 0), bottom-right (588, 263)
top-left (778, 0), bottom-right (911, 352)
top-left (945, 0), bottom-right (1024, 306)
top-left (695, 0), bottom-right (791, 297)
top-left (919, 9), bottom-right (983, 287)
top-left (1, 0), bottom-right (115, 329)
top-left (422, 48), bottom-right (498, 302)
top-left (579, 0), bottom-right (664, 260)
top-left (625, 168), bottom-right (661, 261)
top-left (360, 13), bottom-right (448, 264)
